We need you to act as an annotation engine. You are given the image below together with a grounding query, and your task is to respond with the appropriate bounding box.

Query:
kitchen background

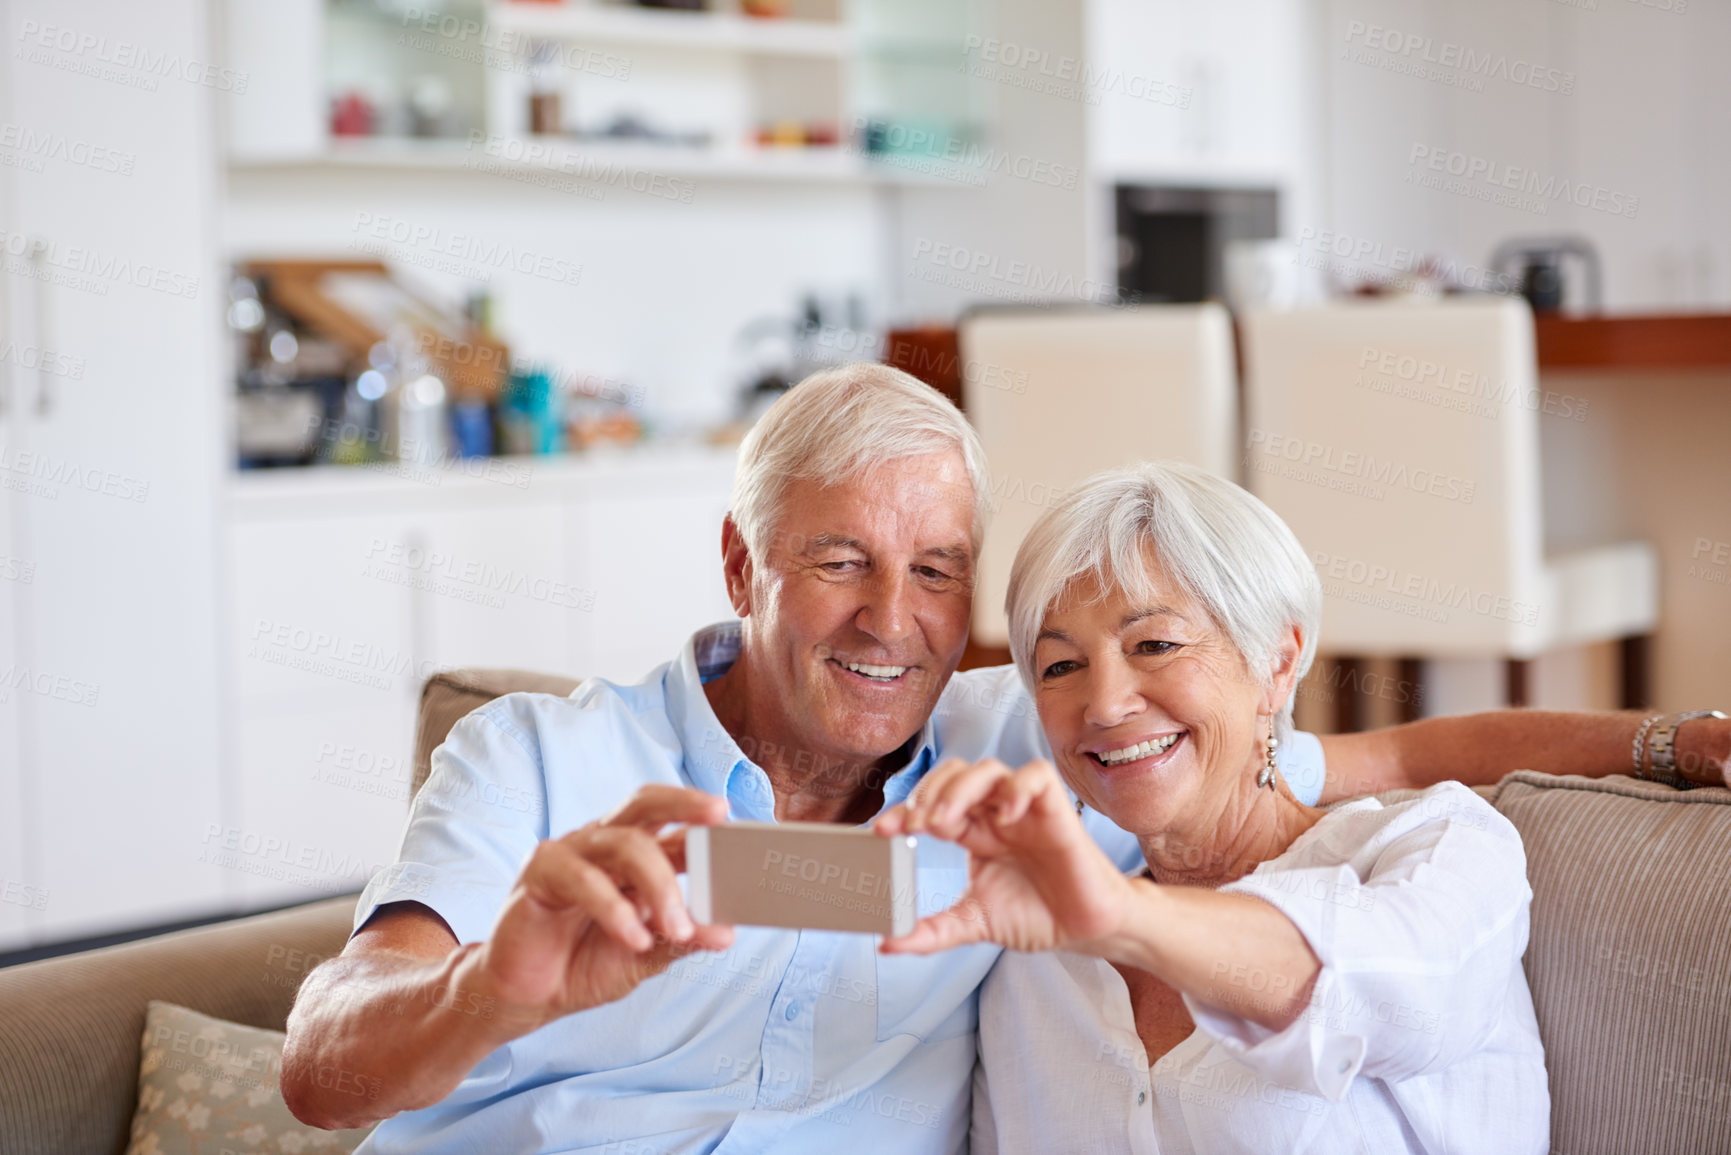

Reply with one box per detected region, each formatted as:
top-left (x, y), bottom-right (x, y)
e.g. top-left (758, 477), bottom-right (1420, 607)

top-left (1, 0), bottom-right (1727, 957)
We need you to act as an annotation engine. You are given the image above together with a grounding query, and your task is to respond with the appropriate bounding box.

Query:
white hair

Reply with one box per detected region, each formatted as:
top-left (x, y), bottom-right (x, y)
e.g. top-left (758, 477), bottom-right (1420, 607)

top-left (730, 363), bottom-right (991, 558)
top-left (1005, 461), bottom-right (1321, 744)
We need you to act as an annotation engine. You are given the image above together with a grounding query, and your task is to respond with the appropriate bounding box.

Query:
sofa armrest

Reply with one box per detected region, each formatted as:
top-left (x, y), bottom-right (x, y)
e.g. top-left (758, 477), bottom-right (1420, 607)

top-left (0, 894), bottom-right (358, 1155)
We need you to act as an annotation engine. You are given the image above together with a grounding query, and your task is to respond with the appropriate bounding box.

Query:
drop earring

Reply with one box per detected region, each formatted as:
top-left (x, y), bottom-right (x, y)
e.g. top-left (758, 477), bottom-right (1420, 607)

top-left (1258, 729), bottom-right (1279, 790)
top-left (1075, 797), bottom-right (1085, 816)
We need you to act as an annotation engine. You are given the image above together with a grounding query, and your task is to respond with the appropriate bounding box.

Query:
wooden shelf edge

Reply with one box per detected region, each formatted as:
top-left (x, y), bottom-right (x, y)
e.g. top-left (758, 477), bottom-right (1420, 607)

top-left (1535, 313), bottom-right (1731, 371)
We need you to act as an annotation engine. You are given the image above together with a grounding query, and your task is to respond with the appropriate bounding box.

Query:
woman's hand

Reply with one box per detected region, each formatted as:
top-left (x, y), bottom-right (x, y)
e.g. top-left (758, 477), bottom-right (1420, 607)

top-left (873, 758), bottom-right (1138, 956)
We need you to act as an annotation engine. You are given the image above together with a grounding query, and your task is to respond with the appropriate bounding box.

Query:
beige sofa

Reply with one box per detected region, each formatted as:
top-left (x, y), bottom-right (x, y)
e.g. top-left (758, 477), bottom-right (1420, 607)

top-left (2, 669), bottom-right (1727, 1155)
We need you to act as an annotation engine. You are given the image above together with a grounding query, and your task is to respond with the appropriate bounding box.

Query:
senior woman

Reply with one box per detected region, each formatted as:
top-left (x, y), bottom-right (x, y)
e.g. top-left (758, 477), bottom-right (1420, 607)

top-left (876, 461), bottom-right (1549, 1154)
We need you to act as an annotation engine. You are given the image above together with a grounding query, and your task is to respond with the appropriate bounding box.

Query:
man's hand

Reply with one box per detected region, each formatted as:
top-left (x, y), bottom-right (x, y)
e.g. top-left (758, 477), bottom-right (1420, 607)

top-left (465, 785), bottom-right (736, 1033)
top-left (283, 784), bottom-right (736, 1130)
top-left (873, 758), bottom-right (1136, 956)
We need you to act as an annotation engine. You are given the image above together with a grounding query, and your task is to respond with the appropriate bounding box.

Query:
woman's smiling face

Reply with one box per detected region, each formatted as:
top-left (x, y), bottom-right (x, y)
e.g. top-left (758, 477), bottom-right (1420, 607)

top-left (1031, 553), bottom-right (1277, 840)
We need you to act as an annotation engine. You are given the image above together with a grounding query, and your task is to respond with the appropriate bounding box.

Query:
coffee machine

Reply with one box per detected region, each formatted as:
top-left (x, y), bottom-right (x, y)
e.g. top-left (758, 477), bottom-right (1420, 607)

top-left (1489, 236), bottom-right (1603, 314)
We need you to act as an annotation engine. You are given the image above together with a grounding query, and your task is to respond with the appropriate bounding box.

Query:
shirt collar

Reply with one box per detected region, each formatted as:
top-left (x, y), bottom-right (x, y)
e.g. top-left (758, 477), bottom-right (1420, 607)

top-left (665, 621), bottom-right (939, 822)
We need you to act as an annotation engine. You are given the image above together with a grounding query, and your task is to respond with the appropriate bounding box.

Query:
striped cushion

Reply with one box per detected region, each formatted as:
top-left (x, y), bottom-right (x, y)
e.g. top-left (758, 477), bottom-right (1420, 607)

top-left (1491, 772), bottom-right (1731, 1154)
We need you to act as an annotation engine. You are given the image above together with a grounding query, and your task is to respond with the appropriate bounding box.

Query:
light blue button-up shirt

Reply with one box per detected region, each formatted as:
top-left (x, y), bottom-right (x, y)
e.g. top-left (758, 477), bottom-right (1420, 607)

top-left (351, 622), bottom-right (1325, 1154)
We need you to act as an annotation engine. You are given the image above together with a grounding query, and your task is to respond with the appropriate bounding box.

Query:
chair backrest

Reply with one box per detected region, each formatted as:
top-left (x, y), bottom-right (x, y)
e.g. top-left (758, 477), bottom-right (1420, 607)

top-left (1240, 298), bottom-right (1546, 657)
top-left (959, 304), bottom-right (1238, 646)
top-left (413, 669), bottom-right (581, 799)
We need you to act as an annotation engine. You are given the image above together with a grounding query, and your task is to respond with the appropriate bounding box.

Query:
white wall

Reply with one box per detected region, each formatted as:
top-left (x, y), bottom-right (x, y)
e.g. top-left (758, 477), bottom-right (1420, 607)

top-left (1089, 0), bottom-right (1731, 312)
top-left (1315, 0), bottom-right (1731, 311)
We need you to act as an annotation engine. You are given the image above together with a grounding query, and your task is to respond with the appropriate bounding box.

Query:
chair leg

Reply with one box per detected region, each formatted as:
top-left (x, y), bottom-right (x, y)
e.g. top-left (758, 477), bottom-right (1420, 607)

top-left (1619, 635), bottom-right (1652, 711)
top-left (1505, 659), bottom-right (1531, 708)
top-left (1396, 658), bottom-right (1424, 723)
top-left (1334, 657), bottom-right (1365, 733)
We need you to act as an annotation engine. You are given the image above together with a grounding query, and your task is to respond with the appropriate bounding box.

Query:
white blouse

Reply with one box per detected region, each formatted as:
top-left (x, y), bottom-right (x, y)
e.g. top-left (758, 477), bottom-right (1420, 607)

top-left (971, 782), bottom-right (1550, 1154)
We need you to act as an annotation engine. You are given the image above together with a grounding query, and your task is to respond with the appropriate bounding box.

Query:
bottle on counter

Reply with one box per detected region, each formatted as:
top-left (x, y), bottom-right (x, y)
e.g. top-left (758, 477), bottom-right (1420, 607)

top-left (499, 368), bottom-right (563, 455)
top-left (528, 41), bottom-right (563, 135)
top-left (380, 372), bottom-right (452, 467)
top-left (377, 333), bottom-right (452, 467)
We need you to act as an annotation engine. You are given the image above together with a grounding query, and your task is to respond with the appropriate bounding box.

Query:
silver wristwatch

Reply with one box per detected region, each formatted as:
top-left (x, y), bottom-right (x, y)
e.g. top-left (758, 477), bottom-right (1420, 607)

top-left (1647, 710), bottom-right (1728, 788)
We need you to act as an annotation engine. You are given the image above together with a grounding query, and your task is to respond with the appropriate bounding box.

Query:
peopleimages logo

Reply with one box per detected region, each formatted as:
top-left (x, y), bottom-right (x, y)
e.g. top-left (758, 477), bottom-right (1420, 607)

top-left (463, 132), bottom-right (696, 205)
top-left (1690, 538), bottom-right (1731, 591)
top-left (1343, 21), bottom-right (1576, 94)
top-left (0, 444), bottom-right (150, 502)
top-left (396, 7), bottom-right (632, 81)
top-left (1245, 429), bottom-right (1477, 505)
top-left (0, 122), bottom-right (135, 175)
top-left (909, 238), bottom-right (1121, 305)
top-left (1292, 227), bottom-right (1517, 294)
top-left (1407, 144), bottom-right (1639, 220)
top-left (1354, 344), bottom-right (1591, 423)
top-left (959, 36), bottom-right (1191, 109)
top-left (0, 665), bottom-right (100, 707)
top-left (15, 20), bottom-right (249, 93)
top-left (0, 227), bottom-right (201, 299)
top-left (1311, 550), bottom-right (1540, 627)
top-left (349, 211), bottom-right (583, 287)
top-left (849, 119), bottom-right (1077, 190)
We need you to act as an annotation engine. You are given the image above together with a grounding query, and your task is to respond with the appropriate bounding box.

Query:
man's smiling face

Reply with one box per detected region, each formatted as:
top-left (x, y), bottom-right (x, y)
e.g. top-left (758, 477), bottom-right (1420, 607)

top-left (731, 451), bottom-right (976, 768)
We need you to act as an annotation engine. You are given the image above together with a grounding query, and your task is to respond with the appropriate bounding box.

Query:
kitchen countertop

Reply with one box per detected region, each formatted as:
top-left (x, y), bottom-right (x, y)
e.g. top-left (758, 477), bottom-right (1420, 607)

top-left (226, 440), bottom-right (740, 518)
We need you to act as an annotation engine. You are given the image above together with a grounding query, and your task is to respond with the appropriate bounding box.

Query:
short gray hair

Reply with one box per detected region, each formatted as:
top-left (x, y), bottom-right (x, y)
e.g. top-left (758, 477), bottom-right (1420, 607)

top-left (730, 363), bottom-right (991, 559)
top-left (1005, 461), bottom-right (1321, 743)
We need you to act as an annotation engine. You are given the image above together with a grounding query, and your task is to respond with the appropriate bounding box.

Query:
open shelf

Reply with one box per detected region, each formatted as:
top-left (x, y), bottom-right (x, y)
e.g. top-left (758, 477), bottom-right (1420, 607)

top-left (487, 3), bottom-right (851, 57)
top-left (229, 134), bottom-right (956, 185)
top-left (227, 1), bottom-right (981, 188)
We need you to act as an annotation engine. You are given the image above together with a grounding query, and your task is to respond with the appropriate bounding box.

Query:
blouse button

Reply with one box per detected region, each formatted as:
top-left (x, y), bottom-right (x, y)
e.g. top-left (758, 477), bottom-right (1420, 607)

top-left (1137, 1090), bottom-right (1147, 1105)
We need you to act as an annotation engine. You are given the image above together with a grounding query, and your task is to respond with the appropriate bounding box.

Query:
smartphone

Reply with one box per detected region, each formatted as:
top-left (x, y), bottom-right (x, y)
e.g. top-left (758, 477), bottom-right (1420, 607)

top-left (686, 822), bottom-right (918, 936)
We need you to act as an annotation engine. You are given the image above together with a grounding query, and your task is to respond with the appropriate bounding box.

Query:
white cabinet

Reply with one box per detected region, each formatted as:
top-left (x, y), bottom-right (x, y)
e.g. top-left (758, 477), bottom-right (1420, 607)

top-left (222, 448), bottom-right (737, 912)
top-left (421, 503), bottom-right (574, 678)
top-left (231, 511), bottom-right (422, 714)
top-left (1, 0), bottom-right (229, 946)
top-left (225, 700), bottom-right (416, 911)
top-left (0, 178), bottom-right (29, 949)
top-left (1086, 0), bottom-right (1311, 186)
top-left (0, 456), bottom-right (28, 951)
top-left (0, 45), bottom-right (27, 951)
top-left (565, 455), bottom-right (737, 682)
top-left (225, 495), bottom-right (565, 908)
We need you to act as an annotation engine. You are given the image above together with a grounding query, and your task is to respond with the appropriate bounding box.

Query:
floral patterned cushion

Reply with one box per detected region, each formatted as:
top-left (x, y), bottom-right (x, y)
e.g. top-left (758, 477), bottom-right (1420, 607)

top-left (125, 1000), bottom-right (374, 1155)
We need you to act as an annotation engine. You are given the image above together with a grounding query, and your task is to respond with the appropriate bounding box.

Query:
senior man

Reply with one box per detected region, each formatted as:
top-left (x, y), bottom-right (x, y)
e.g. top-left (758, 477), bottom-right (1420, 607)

top-left (283, 364), bottom-right (1728, 1152)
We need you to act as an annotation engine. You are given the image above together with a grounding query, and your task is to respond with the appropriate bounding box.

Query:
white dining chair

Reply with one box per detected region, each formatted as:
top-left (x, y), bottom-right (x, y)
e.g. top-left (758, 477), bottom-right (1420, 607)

top-left (1240, 297), bottom-right (1657, 709)
top-left (959, 303), bottom-right (1239, 648)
